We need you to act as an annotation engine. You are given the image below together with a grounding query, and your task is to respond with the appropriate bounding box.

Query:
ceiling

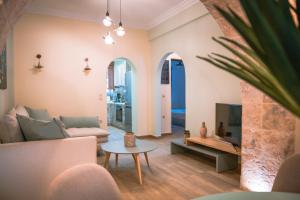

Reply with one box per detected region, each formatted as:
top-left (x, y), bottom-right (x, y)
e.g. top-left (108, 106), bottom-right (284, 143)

top-left (25, 0), bottom-right (199, 30)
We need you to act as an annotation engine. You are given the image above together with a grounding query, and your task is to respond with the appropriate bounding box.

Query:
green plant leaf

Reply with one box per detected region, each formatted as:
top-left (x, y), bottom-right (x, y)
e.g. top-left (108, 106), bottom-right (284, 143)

top-left (198, 0), bottom-right (300, 118)
top-left (240, 0), bottom-right (300, 103)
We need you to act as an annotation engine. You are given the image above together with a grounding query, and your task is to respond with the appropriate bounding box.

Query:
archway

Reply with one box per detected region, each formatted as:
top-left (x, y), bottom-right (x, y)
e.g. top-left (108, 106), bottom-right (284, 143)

top-left (106, 58), bottom-right (137, 134)
top-left (155, 52), bottom-right (186, 136)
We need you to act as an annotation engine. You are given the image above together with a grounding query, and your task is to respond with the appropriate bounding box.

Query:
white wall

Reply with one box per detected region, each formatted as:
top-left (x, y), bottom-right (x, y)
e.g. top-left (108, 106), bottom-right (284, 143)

top-left (150, 2), bottom-right (242, 137)
top-left (12, 2), bottom-right (242, 137)
top-left (0, 32), bottom-right (14, 117)
top-left (13, 13), bottom-right (152, 136)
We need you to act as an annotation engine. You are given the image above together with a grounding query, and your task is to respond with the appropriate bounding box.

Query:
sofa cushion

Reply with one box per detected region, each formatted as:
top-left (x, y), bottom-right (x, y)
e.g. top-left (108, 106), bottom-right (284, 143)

top-left (17, 115), bottom-right (68, 141)
top-left (15, 105), bottom-right (29, 117)
top-left (60, 116), bottom-right (100, 129)
top-left (66, 128), bottom-right (108, 138)
top-left (0, 109), bottom-right (25, 143)
top-left (25, 106), bottom-right (52, 121)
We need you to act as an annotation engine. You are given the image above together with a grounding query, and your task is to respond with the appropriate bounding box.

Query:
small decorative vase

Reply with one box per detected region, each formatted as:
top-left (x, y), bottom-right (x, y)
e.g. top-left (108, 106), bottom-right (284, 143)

top-left (184, 130), bottom-right (190, 144)
top-left (200, 122), bottom-right (207, 138)
top-left (124, 132), bottom-right (136, 147)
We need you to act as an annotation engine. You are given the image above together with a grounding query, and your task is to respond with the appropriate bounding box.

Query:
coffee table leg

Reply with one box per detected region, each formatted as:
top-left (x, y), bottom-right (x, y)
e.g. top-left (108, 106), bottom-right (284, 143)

top-left (144, 152), bottom-right (150, 167)
top-left (104, 152), bottom-right (111, 169)
top-left (135, 153), bottom-right (143, 184)
top-left (132, 154), bottom-right (136, 162)
top-left (115, 153), bottom-right (119, 167)
top-left (132, 154), bottom-right (139, 177)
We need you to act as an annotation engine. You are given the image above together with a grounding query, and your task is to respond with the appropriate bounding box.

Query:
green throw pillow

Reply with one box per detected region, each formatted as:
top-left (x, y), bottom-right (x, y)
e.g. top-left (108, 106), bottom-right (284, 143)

top-left (25, 106), bottom-right (52, 121)
top-left (60, 116), bottom-right (100, 129)
top-left (17, 115), bottom-right (69, 141)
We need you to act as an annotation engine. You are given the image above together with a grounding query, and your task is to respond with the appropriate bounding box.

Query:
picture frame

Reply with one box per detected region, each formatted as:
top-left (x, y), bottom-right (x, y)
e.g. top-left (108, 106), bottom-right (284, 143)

top-left (0, 46), bottom-right (7, 90)
top-left (161, 60), bottom-right (169, 84)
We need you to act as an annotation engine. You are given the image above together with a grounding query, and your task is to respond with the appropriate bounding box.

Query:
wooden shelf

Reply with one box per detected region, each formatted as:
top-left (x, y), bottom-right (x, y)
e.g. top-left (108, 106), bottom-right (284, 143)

top-left (187, 137), bottom-right (241, 156)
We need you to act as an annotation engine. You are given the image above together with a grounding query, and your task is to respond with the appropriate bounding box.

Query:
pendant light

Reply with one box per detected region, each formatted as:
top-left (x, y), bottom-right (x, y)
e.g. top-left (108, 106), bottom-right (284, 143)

top-left (103, 32), bottom-right (115, 45)
top-left (115, 0), bottom-right (125, 37)
top-left (102, 0), bottom-right (112, 27)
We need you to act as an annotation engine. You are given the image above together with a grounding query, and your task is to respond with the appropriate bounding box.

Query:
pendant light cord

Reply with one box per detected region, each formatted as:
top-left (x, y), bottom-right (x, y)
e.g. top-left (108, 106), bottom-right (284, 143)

top-left (106, 0), bottom-right (110, 15)
top-left (119, 0), bottom-right (122, 25)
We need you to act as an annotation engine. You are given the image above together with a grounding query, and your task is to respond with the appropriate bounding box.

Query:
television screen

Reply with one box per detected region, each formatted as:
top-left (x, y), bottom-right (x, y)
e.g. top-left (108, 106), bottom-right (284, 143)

top-left (215, 103), bottom-right (242, 147)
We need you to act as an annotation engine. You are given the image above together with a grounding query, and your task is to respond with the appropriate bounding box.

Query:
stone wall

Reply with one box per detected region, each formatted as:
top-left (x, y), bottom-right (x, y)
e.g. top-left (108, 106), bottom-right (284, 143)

top-left (200, 0), bottom-right (296, 191)
top-left (0, 0), bottom-right (31, 52)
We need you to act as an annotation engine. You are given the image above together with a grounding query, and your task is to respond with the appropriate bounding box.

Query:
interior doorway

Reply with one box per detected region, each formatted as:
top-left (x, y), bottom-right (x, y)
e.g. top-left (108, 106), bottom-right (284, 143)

top-left (106, 58), bottom-right (134, 133)
top-left (160, 53), bottom-right (186, 135)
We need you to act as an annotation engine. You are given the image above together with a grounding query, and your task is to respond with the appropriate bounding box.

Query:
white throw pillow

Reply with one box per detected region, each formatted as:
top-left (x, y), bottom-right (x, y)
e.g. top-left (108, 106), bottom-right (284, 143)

top-left (0, 108), bottom-right (24, 143)
top-left (15, 105), bottom-right (29, 117)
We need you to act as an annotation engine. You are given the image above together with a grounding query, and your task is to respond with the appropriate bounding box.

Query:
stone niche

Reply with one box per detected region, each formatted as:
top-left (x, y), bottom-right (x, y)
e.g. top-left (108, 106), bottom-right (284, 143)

top-left (200, 0), bottom-right (297, 191)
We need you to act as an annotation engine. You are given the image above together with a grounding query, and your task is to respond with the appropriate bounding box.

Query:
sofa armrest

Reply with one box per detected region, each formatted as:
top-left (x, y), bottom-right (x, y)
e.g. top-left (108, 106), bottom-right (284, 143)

top-left (0, 136), bottom-right (97, 200)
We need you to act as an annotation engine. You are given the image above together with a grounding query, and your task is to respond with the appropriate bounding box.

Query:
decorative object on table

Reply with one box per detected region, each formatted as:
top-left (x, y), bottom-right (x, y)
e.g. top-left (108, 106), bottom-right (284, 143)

top-left (83, 58), bottom-right (92, 72)
top-left (34, 54), bottom-right (43, 71)
top-left (124, 132), bottom-right (136, 147)
top-left (197, 0), bottom-right (300, 118)
top-left (184, 130), bottom-right (190, 144)
top-left (200, 122), bottom-right (207, 138)
top-left (0, 45), bottom-right (7, 89)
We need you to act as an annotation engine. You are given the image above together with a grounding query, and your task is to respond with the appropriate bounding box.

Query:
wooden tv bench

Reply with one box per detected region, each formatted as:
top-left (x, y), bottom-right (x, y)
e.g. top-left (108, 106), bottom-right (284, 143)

top-left (171, 137), bottom-right (241, 173)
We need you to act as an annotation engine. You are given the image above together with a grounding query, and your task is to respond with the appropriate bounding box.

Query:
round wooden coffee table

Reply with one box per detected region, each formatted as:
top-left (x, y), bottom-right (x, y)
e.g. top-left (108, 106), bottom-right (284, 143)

top-left (101, 139), bottom-right (157, 184)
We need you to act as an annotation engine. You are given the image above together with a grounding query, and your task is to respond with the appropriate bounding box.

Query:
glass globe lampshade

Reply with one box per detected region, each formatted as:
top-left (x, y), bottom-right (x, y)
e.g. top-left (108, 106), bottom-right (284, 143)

top-left (102, 13), bottom-right (112, 27)
top-left (116, 23), bottom-right (126, 37)
top-left (103, 32), bottom-right (114, 45)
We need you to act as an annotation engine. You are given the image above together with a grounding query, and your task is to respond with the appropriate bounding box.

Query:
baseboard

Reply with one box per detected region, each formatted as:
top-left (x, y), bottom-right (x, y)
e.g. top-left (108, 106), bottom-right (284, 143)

top-left (136, 135), bottom-right (156, 139)
top-left (135, 132), bottom-right (173, 139)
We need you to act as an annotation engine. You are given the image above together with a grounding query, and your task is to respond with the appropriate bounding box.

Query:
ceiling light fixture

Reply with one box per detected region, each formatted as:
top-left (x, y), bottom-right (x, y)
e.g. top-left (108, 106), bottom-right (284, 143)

top-left (102, 0), bottom-right (112, 27)
top-left (102, 0), bottom-right (126, 45)
top-left (103, 32), bottom-right (115, 45)
top-left (115, 0), bottom-right (125, 37)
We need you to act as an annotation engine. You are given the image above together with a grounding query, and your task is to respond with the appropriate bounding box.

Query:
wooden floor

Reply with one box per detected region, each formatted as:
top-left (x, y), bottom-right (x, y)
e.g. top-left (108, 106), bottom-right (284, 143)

top-left (98, 126), bottom-right (241, 200)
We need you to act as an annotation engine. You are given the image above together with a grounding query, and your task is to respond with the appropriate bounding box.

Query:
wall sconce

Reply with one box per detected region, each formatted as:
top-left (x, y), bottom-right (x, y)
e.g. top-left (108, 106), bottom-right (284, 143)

top-left (84, 58), bottom-right (92, 71)
top-left (34, 54), bottom-right (43, 71)
top-left (0, 0), bottom-right (4, 6)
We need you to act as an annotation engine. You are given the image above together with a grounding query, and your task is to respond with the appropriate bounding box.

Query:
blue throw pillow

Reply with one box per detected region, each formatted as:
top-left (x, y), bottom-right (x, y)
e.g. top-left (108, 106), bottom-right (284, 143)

top-left (17, 115), bottom-right (69, 141)
top-left (60, 116), bottom-right (100, 129)
top-left (25, 106), bottom-right (52, 121)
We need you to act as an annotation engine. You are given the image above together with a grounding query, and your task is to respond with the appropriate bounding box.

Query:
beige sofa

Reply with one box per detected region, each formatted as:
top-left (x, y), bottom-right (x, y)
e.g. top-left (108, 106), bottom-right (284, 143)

top-left (0, 136), bottom-right (97, 200)
top-left (0, 105), bottom-right (109, 149)
top-left (0, 136), bottom-right (122, 200)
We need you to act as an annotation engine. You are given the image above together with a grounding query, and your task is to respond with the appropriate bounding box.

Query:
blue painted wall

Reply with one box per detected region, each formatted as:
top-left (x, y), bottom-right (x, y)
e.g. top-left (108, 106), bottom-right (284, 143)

top-left (171, 59), bottom-right (185, 109)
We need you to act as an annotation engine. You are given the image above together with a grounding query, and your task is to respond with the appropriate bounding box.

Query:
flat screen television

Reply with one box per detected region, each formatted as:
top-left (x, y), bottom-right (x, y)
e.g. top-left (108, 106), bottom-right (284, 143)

top-left (215, 103), bottom-right (242, 147)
